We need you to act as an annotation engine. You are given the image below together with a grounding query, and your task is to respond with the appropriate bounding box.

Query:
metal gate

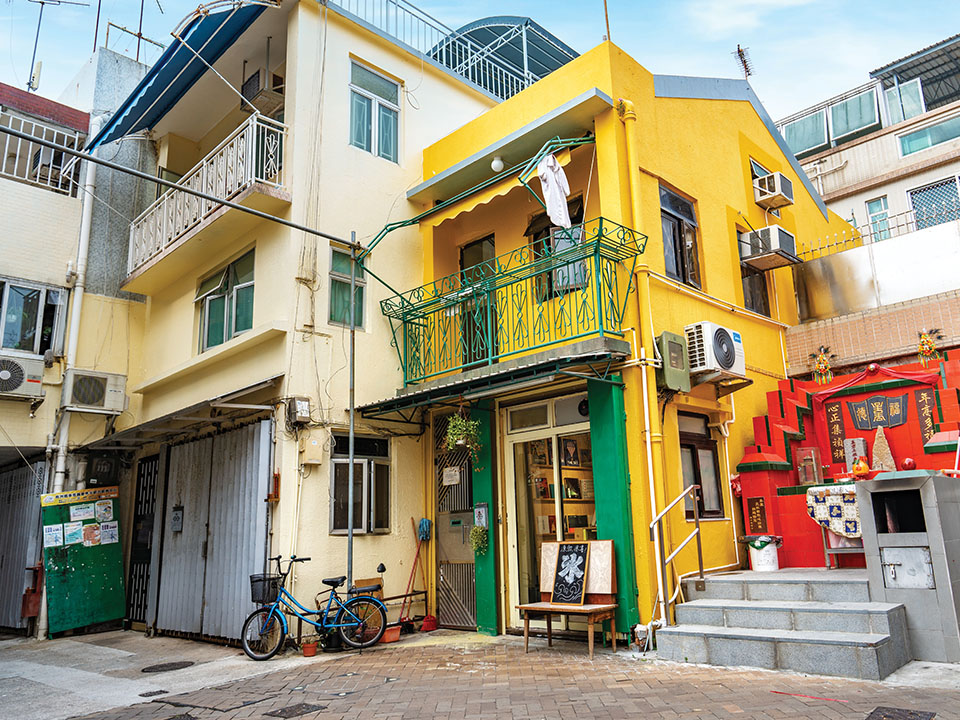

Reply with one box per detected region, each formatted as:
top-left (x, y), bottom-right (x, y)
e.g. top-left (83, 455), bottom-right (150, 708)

top-left (0, 462), bottom-right (43, 629)
top-left (126, 455), bottom-right (159, 624)
top-left (155, 421), bottom-right (271, 639)
top-left (434, 414), bottom-right (476, 629)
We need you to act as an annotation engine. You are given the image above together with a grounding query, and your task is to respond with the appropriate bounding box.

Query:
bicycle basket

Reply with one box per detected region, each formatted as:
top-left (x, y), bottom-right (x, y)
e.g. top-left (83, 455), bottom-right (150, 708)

top-left (250, 573), bottom-right (281, 604)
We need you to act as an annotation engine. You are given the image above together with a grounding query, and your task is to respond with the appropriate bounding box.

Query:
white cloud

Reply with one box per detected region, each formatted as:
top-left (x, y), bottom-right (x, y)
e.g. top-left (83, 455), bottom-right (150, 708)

top-left (685, 0), bottom-right (817, 36)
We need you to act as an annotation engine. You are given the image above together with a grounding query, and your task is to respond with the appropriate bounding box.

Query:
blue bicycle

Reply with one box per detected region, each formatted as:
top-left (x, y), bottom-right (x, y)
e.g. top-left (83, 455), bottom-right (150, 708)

top-left (241, 555), bottom-right (387, 660)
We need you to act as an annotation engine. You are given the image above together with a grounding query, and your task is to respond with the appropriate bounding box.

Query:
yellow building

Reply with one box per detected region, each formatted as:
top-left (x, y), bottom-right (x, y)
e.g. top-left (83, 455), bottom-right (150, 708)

top-left (360, 41), bottom-right (854, 637)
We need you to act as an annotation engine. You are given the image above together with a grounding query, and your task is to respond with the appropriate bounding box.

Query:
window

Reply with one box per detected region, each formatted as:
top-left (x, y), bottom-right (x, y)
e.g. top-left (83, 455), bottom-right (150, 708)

top-left (330, 433), bottom-right (390, 534)
top-left (781, 109), bottom-right (828, 156)
top-left (660, 186), bottom-right (701, 288)
top-left (526, 197), bottom-right (586, 300)
top-left (196, 250), bottom-right (254, 351)
top-left (909, 177), bottom-right (960, 230)
top-left (749, 160), bottom-right (780, 218)
top-left (329, 248), bottom-right (365, 328)
top-left (866, 196), bottom-right (890, 241)
top-left (349, 62), bottom-right (400, 163)
top-left (0, 279), bottom-right (65, 356)
top-left (900, 114), bottom-right (960, 156)
top-left (740, 265), bottom-right (770, 317)
top-left (830, 88), bottom-right (879, 140)
top-left (885, 79), bottom-right (924, 125)
top-left (678, 413), bottom-right (723, 519)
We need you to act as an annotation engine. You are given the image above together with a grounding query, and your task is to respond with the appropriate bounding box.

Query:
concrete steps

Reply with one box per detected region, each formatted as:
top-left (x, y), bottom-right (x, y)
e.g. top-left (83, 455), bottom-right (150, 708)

top-left (656, 571), bottom-right (911, 680)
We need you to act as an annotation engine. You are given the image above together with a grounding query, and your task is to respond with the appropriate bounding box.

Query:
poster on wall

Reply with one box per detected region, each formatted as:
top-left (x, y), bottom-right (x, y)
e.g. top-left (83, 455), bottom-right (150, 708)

top-left (82, 523), bottom-right (101, 547)
top-left (63, 521), bottom-right (83, 545)
top-left (95, 500), bottom-right (113, 522)
top-left (43, 524), bottom-right (64, 548)
top-left (69, 503), bottom-right (95, 522)
top-left (100, 521), bottom-right (119, 544)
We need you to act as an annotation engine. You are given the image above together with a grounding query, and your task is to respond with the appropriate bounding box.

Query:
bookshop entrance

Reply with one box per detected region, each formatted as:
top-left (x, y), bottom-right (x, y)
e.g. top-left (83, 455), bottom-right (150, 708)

top-left (502, 392), bottom-right (596, 630)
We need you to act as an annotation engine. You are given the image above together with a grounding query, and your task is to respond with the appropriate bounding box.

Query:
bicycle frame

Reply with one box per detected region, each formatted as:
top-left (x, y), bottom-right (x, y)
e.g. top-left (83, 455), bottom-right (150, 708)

top-left (260, 580), bottom-right (387, 637)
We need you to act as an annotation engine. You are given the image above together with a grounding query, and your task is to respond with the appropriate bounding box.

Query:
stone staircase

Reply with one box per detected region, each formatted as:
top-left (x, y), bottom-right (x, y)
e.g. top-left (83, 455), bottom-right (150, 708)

top-left (655, 569), bottom-right (911, 680)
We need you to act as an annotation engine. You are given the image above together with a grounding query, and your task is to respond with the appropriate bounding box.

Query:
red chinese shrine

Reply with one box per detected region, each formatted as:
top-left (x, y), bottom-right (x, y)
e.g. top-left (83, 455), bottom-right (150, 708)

top-left (737, 358), bottom-right (960, 568)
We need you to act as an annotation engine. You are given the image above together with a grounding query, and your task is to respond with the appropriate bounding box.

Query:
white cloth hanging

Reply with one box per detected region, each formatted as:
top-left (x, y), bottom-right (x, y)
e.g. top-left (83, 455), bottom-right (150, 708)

top-left (537, 153), bottom-right (571, 228)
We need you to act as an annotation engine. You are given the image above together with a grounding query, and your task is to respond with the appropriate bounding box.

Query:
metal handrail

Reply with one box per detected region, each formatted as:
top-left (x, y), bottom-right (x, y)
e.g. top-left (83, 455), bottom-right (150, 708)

top-left (649, 484), bottom-right (704, 626)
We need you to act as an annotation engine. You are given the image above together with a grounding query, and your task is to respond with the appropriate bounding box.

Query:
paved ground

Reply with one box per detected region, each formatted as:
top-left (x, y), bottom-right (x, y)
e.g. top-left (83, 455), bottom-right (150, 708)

top-left (29, 630), bottom-right (960, 720)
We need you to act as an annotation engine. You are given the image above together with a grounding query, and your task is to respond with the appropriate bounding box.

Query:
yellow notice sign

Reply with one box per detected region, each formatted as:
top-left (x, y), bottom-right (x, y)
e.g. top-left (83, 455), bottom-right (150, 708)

top-left (41, 486), bottom-right (119, 507)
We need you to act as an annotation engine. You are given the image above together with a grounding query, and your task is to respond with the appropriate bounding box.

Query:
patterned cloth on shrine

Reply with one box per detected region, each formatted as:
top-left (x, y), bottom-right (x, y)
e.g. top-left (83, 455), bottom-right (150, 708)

top-left (806, 484), bottom-right (861, 539)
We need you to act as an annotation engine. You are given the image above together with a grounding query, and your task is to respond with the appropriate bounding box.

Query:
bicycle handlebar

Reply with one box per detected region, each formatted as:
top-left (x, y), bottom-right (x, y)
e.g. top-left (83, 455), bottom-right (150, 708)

top-left (291, 556), bottom-right (311, 562)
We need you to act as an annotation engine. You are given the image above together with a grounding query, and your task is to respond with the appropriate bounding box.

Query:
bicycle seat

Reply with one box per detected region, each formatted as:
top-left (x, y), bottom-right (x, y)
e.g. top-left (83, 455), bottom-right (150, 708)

top-left (348, 583), bottom-right (381, 595)
top-left (322, 576), bottom-right (346, 588)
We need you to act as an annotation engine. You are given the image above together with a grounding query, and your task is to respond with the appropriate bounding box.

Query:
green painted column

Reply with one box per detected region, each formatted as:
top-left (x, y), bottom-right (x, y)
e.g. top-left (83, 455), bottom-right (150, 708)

top-left (588, 376), bottom-right (640, 633)
top-left (470, 401), bottom-right (498, 636)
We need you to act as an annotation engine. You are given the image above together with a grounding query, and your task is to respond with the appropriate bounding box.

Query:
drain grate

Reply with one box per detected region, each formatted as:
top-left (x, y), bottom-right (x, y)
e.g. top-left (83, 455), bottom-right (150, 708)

top-left (141, 661), bottom-right (196, 673)
top-left (264, 703), bottom-right (327, 718)
top-left (866, 709), bottom-right (936, 720)
top-left (139, 690), bottom-right (169, 697)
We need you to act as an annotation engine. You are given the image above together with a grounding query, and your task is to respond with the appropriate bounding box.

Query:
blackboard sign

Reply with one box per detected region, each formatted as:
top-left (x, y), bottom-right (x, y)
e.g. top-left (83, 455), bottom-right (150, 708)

top-left (746, 496), bottom-right (768, 535)
top-left (551, 542), bottom-right (590, 605)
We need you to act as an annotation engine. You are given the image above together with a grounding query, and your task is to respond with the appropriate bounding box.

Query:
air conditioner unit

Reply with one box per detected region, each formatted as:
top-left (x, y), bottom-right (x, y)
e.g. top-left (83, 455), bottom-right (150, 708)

top-left (64, 369), bottom-right (126, 414)
top-left (739, 225), bottom-right (800, 271)
top-left (754, 172), bottom-right (794, 209)
top-left (0, 353), bottom-right (44, 399)
top-left (684, 322), bottom-right (746, 379)
top-left (241, 67), bottom-right (284, 115)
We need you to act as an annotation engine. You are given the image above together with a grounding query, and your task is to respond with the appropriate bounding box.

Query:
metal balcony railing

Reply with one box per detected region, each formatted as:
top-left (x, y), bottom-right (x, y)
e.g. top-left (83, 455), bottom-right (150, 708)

top-left (128, 114), bottom-right (286, 274)
top-left (0, 110), bottom-right (84, 196)
top-left (800, 200), bottom-right (960, 260)
top-left (380, 217), bottom-right (647, 386)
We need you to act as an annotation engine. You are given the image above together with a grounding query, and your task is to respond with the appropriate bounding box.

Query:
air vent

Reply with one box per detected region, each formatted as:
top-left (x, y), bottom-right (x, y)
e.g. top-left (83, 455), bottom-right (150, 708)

top-left (72, 374), bottom-right (106, 406)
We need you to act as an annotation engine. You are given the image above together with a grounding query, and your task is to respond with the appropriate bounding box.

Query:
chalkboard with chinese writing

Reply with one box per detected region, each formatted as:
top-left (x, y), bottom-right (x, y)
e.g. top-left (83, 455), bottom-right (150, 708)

top-left (551, 542), bottom-right (590, 605)
top-left (746, 497), bottom-right (768, 534)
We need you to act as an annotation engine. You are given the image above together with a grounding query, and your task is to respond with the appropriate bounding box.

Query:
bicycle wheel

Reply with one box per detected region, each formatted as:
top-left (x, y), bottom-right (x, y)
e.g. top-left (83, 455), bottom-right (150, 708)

top-left (336, 596), bottom-right (386, 649)
top-left (241, 606), bottom-right (286, 660)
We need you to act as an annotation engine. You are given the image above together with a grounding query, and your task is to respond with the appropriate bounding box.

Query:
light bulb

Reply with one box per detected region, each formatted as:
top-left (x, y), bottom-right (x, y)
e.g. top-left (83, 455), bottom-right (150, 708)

top-left (491, 155), bottom-right (504, 173)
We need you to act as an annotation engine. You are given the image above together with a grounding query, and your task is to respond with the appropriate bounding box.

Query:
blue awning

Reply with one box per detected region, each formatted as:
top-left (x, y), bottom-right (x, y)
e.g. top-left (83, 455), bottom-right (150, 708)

top-left (86, 3), bottom-right (268, 150)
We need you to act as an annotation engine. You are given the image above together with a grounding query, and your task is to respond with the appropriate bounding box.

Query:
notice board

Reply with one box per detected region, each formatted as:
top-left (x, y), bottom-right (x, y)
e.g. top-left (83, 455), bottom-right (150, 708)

top-left (41, 486), bottom-right (125, 634)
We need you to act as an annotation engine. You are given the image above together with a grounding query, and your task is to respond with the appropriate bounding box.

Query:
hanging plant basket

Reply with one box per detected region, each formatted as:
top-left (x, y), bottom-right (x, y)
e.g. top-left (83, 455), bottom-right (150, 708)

top-left (445, 413), bottom-right (482, 465)
top-left (469, 524), bottom-right (488, 556)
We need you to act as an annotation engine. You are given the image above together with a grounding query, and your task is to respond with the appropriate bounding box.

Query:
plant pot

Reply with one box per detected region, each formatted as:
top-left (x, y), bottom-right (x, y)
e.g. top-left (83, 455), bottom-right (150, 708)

top-left (302, 641), bottom-right (318, 657)
top-left (380, 626), bottom-right (402, 644)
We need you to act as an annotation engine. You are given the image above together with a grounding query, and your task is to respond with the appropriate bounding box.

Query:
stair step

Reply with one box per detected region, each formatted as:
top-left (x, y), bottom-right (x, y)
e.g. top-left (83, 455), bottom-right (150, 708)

top-left (683, 570), bottom-right (870, 603)
top-left (657, 624), bottom-right (904, 680)
top-left (675, 599), bottom-right (904, 634)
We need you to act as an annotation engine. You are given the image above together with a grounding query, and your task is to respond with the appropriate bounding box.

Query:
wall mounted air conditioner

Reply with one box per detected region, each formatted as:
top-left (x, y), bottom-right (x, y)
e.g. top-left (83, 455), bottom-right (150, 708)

top-left (0, 353), bottom-right (44, 399)
top-left (754, 172), bottom-right (794, 209)
top-left (63, 369), bottom-right (126, 414)
top-left (684, 321), bottom-right (746, 379)
top-left (241, 67), bottom-right (284, 115)
top-left (739, 225), bottom-right (800, 271)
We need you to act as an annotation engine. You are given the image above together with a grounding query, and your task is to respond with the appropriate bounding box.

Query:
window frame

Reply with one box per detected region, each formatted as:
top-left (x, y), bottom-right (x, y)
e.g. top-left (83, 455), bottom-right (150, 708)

top-left (329, 435), bottom-right (391, 535)
top-left (780, 109), bottom-right (829, 156)
top-left (884, 78), bottom-right (925, 125)
top-left (740, 264), bottom-right (770, 317)
top-left (866, 196), bottom-right (891, 241)
top-left (196, 250), bottom-right (255, 353)
top-left (0, 277), bottom-right (67, 358)
top-left (748, 159), bottom-right (780, 218)
top-left (328, 246), bottom-right (366, 330)
top-left (349, 61), bottom-right (401, 163)
top-left (898, 112), bottom-right (960, 157)
top-left (660, 187), bottom-right (701, 289)
top-left (678, 412), bottom-right (724, 520)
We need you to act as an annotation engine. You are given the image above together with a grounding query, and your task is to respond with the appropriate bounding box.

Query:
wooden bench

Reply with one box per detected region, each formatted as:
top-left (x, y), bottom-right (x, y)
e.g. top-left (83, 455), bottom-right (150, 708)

top-left (517, 540), bottom-right (618, 659)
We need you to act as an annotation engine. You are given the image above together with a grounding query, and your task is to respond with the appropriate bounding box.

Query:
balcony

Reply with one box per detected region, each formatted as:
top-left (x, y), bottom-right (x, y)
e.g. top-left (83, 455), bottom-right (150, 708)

top-left (0, 110), bottom-right (84, 196)
top-left (125, 114), bottom-right (288, 291)
top-left (381, 217), bottom-right (647, 386)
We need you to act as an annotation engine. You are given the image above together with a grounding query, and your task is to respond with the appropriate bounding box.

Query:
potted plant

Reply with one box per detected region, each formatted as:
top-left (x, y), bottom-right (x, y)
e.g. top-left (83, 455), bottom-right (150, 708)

top-left (445, 412), bottom-right (482, 465)
top-left (469, 524), bottom-right (488, 556)
top-left (301, 635), bottom-right (319, 657)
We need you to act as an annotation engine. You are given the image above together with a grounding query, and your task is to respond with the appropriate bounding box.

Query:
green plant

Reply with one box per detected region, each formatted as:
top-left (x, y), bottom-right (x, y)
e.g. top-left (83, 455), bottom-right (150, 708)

top-left (445, 413), bottom-right (482, 464)
top-left (469, 524), bottom-right (488, 556)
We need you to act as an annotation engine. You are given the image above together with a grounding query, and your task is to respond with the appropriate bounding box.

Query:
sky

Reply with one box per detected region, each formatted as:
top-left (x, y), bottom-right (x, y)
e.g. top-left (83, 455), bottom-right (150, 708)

top-left (1, 0), bottom-right (959, 120)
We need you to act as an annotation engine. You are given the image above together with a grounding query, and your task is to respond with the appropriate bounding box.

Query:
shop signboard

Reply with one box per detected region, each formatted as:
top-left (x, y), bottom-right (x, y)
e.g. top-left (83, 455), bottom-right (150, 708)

top-left (40, 486), bottom-right (125, 634)
top-left (847, 394), bottom-right (908, 431)
top-left (551, 542), bottom-right (589, 605)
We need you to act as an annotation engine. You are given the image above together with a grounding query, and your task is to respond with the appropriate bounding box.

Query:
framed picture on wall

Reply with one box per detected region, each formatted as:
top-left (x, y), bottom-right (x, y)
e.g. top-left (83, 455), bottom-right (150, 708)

top-left (561, 438), bottom-right (580, 467)
top-left (578, 435), bottom-right (593, 468)
top-left (534, 477), bottom-right (550, 498)
top-left (530, 439), bottom-right (549, 466)
top-left (563, 477), bottom-right (582, 499)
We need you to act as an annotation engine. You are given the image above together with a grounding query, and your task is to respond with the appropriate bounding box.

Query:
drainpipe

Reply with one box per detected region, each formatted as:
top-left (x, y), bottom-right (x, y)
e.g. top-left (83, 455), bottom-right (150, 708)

top-left (617, 99), bottom-right (668, 623)
top-left (52, 116), bottom-right (102, 493)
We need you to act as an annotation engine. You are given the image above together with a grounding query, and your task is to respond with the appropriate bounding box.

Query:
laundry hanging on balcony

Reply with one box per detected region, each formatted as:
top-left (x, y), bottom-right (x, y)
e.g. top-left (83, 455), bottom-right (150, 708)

top-left (537, 153), bottom-right (571, 228)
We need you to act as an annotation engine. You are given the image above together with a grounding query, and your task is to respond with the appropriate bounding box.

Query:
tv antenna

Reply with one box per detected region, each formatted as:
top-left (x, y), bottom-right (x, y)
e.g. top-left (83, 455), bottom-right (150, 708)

top-left (26, 0), bottom-right (90, 92)
top-left (733, 44), bottom-right (754, 79)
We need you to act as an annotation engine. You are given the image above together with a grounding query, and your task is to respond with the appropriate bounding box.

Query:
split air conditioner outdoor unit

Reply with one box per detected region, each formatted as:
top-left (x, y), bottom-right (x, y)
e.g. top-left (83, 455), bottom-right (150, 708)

top-left (0, 353), bottom-right (45, 399)
top-left (754, 171), bottom-right (794, 209)
top-left (63, 369), bottom-right (126, 414)
top-left (241, 67), bottom-right (284, 115)
top-left (739, 225), bottom-right (800, 271)
top-left (684, 321), bottom-right (746, 379)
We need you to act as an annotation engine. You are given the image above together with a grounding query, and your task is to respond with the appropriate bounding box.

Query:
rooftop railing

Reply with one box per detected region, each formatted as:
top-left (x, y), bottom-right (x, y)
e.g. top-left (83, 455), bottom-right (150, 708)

top-left (128, 114), bottom-right (285, 275)
top-left (0, 110), bottom-right (84, 196)
top-left (380, 217), bottom-right (647, 386)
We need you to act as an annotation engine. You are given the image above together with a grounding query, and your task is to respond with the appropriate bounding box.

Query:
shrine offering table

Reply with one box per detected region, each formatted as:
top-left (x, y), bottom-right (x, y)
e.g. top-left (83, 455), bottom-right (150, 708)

top-left (516, 602), bottom-right (617, 659)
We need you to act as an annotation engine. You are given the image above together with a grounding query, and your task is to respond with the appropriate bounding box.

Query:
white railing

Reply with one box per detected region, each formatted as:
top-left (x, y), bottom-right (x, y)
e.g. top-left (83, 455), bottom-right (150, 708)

top-left (0, 110), bottom-right (84, 196)
top-left (800, 201), bottom-right (960, 260)
top-left (331, 0), bottom-right (532, 100)
top-left (128, 114), bottom-right (286, 274)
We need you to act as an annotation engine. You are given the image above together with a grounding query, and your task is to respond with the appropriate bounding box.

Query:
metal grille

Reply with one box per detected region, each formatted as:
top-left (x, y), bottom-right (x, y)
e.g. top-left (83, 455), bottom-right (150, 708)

top-left (437, 562), bottom-right (476, 629)
top-left (435, 414), bottom-right (473, 513)
top-left (126, 455), bottom-right (159, 624)
top-left (910, 177), bottom-right (960, 230)
top-left (0, 462), bottom-right (43, 629)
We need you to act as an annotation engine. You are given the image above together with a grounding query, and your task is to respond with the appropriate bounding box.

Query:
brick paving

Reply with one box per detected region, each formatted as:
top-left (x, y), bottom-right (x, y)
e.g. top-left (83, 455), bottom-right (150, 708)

top-left (70, 633), bottom-right (960, 720)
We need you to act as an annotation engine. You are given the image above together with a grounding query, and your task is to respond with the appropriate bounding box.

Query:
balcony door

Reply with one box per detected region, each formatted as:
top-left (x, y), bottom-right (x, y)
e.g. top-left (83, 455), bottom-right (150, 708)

top-left (459, 236), bottom-right (496, 367)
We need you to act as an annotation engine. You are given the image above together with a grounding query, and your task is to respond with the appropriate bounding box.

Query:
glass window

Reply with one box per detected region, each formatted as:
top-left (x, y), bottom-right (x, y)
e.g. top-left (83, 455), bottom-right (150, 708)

top-left (909, 178), bottom-right (960, 230)
top-left (349, 62), bottom-right (400, 163)
top-left (748, 159), bottom-right (780, 218)
top-left (830, 88), bottom-right (879, 139)
top-left (331, 460), bottom-right (364, 533)
top-left (0, 280), bottom-right (65, 356)
top-left (866, 196), bottom-right (890, 241)
top-left (660, 187), bottom-right (701, 289)
top-left (508, 403), bottom-right (549, 432)
top-left (885, 79), bottom-right (924, 125)
top-left (741, 265), bottom-right (770, 317)
top-left (197, 249), bottom-right (255, 352)
top-left (330, 434), bottom-right (391, 534)
top-left (900, 114), bottom-right (960, 156)
top-left (782, 110), bottom-right (828, 156)
top-left (678, 412), bottom-right (723, 519)
top-left (329, 248), bottom-right (365, 328)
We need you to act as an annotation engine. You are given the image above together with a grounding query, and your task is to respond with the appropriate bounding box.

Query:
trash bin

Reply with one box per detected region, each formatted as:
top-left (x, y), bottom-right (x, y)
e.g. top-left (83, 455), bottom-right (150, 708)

top-left (747, 536), bottom-right (782, 572)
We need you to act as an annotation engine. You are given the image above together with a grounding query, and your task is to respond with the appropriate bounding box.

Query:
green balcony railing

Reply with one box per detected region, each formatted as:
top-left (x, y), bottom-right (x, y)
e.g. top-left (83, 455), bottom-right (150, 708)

top-left (381, 217), bottom-right (647, 386)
